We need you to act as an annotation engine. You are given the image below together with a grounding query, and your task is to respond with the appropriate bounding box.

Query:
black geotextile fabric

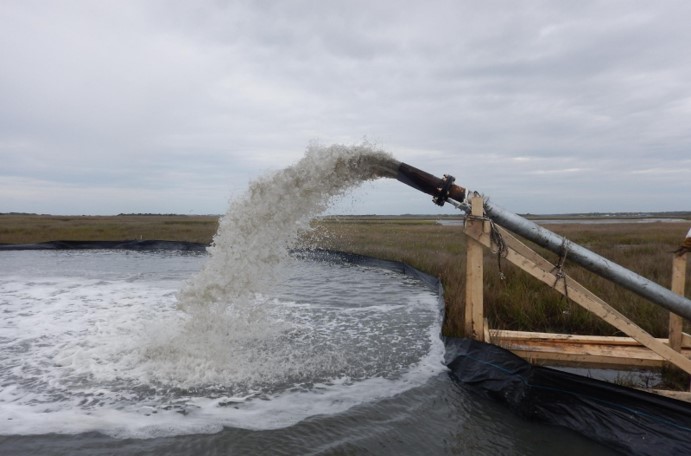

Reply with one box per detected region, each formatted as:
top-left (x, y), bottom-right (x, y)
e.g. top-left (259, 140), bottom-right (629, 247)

top-left (3, 243), bottom-right (691, 454)
top-left (445, 338), bottom-right (691, 456)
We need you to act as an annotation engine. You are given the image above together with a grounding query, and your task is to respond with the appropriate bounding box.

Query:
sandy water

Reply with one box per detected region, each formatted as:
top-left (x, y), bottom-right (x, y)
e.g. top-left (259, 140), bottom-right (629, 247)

top-left (0, 250), bottom-right (616, 455)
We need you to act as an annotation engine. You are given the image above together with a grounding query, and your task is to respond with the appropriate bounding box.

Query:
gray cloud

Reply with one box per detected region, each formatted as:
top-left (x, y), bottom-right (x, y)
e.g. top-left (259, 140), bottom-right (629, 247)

top-left (1, 0), bottom-right (690, 215)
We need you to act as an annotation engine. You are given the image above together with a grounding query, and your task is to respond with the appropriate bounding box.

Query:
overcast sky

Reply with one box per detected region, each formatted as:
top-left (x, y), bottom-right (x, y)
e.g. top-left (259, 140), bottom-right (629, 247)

top-left (2, 1), bottom-right (690, 216)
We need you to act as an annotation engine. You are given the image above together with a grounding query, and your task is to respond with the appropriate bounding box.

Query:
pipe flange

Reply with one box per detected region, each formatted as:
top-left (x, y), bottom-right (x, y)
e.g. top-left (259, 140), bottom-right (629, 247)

top-left (433, 174), bottom-right (455, 206)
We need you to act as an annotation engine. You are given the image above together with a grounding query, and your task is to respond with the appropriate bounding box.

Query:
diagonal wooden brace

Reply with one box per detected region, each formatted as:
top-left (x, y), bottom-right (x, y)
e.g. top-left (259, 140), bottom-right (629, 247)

top-left (464, 224), bottom-right (691, 376)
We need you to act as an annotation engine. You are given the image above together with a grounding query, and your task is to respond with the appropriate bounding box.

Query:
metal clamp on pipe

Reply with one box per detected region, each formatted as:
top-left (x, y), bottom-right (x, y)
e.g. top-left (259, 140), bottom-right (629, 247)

top-left (433, 175), bottom-right (456, 206)
top-left (395, 162), bottom-right (466, 207)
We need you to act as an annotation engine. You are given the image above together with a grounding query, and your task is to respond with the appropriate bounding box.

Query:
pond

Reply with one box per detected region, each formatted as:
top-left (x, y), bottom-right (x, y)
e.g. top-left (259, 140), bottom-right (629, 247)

top-left (0, 250), bottom-right (615, 455)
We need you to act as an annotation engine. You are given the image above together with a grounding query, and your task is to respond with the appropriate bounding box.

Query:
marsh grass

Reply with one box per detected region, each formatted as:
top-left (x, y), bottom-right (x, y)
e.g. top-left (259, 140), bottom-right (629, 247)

top-left (0, 214), bottom-right (219, 245)
top-left (2, 214), bottom-right (689, 339)
top-left (310, 218), bottom-right (691, 338)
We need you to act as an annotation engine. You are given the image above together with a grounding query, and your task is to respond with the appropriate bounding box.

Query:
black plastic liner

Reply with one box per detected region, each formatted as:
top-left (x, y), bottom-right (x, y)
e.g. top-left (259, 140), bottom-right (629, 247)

top-left (2, 242), bottom-right (691, 454)
top-left (445, 338), bottom-right (691, 456)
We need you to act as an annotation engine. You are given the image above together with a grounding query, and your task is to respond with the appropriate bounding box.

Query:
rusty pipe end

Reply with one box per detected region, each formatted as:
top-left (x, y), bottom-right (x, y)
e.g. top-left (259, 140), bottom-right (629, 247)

top-left (395, 162), bottom-right (466, 206)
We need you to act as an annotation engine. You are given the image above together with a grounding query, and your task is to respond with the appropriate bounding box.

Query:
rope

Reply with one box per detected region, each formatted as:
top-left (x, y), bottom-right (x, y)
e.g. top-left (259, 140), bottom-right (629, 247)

top-left (489, 219), bottom-right (508, 280)
top-left (551, 238), bottom-right (570, 301)
top-left (465, 199), bottom-right (508, 280)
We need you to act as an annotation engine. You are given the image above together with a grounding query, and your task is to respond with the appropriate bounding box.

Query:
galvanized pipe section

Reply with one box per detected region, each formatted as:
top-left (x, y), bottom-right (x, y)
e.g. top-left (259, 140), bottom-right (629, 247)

top-left (483, 200), bottom-right (691, 321)
top-left (393, 161), bottom-right (691, 320)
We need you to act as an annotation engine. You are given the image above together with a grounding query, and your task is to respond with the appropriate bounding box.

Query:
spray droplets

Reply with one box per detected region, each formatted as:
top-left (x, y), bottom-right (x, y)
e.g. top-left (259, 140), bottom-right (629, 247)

top-left (159, 143), bottom-right (403, 391)
top-left (177, 143), bottom-right (398, 311)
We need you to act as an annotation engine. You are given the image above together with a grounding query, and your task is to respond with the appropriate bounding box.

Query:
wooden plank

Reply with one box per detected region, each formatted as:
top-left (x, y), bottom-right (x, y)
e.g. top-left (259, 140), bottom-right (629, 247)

top-left (495, 338), bottom-right (691, 369)
top-left (493, 329), bottom-right (691, 350)
top-left (649, 389), bottom-right (691, 403)
top-left (464, 196), bottom-right (485, 340)
top-left (465, 226), bottom-right (691, 376)
top-left (491, 329), bottom-right (691, 372)
top-left (494, 339), bottom-right (691, 361)
top-left (483, 318), bottom-right (491, 343)
top-left (495, 225), bottom-right (555, 271)
top-left (490, 329), bottom-right (677, 346)
top-left (509, 350), bottom-right (665, 369)
top-left (670, 315), bottom-right (685, 351)
top-left (670, 253), bottom-right (687, 351)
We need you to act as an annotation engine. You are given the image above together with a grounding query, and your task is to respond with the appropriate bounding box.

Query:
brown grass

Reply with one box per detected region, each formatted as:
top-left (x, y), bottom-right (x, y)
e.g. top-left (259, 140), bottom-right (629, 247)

top-left (309, 218), bottom-right (691, 338)
top-left (2, 213), bottom-right (689, 340)
top-left (0, 214), bottom-right (219, 245)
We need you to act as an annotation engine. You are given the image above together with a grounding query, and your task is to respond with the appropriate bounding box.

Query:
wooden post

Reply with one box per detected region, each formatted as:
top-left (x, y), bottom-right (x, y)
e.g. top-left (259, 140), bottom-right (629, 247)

top-left (669, 253), bottom-right (688, 352)
top-left (464, 195), bottom-right (485, 340)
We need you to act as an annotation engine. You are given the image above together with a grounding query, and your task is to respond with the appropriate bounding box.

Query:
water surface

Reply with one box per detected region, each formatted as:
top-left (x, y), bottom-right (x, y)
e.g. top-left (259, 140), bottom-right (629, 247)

top-left (0, 250), bottom-right (616, 455)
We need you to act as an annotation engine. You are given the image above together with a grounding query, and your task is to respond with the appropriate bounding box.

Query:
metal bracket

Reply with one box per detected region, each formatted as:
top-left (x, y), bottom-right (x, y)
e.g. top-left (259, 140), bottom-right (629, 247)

top-left (433, 174), bottom-right (456, 206)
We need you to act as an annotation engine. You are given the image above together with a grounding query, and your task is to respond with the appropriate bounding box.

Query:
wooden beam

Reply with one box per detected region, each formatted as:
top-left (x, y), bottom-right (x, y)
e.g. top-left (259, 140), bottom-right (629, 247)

top-left (508, 349), bottom-right (667, 369)
top-left (669, 253), bottom-right (687, 352)
top-left (649, 389), bottom-right (691, 403)
top-left (464, 196), bottom-right (485, 340)
top-left (465, 226), bottom-right (691, 376)
top-left (491, 329), bottom-right (685, 346)
top-left (684, 332), bottom-right (691, 348)
top-left (490, 330), bottom-right (691, 369)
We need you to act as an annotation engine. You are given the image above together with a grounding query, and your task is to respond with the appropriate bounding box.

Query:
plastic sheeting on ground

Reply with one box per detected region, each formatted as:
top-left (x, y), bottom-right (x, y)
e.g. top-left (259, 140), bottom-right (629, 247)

top-left (445, 338), bottom-right (691, 456)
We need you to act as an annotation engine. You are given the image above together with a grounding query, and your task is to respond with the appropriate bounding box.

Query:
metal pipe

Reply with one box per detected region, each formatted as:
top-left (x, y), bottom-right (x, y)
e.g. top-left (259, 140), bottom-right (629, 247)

top-left (395, 162), bottom-right (466, 206)
top-left (394, 161), bottom-right (691, 320)
top-left (483, 200), bottom-right (691, 321)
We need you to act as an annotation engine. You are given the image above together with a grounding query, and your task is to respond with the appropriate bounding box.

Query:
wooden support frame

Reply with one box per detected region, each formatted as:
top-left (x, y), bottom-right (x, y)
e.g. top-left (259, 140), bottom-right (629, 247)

top-left (464, 195), bottom-right (486, 341)
top-left (461, 196), bottom-right (691, 379)
top-left (670, 253), bottom-right (688, 352)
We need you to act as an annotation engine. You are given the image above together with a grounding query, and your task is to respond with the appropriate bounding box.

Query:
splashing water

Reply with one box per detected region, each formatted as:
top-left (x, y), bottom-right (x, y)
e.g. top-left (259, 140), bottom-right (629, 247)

top-left (178, 142), bottom-right (398, 311)
top-left (135, 143), bottom-right (403, 390)
top-left (0, 143), bottom-right (448, 438)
